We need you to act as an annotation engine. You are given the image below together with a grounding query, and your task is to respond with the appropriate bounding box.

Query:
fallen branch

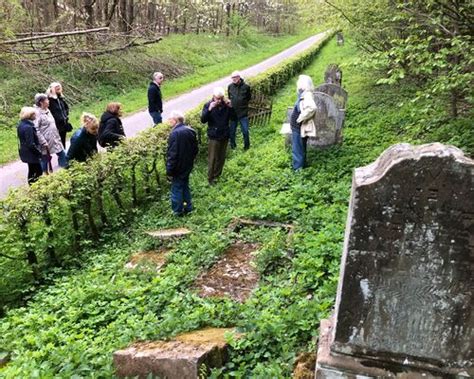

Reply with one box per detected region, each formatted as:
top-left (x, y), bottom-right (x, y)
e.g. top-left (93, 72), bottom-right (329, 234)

top-left (0, 27), bottom-right (109, 45)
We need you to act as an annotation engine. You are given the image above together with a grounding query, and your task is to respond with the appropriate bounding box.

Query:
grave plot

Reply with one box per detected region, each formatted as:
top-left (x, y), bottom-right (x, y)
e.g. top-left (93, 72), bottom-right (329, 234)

top-left (114, 328), bottom-right (234, 379)
top-left (194, 242), bottom-right (261, 303)
top-left (125, 248), bottom-right (171, 271)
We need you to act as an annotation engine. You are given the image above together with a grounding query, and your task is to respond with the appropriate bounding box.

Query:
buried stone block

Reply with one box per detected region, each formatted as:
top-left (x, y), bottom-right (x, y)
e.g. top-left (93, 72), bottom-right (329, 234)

top-left (315, 143), bottom-right (474, 378)
top-left (125, 249), bottom-right (170, 271)
top-left (114, 328), bottom-right (234, 379)
top-left (145, 227), bottom-right (192, 240)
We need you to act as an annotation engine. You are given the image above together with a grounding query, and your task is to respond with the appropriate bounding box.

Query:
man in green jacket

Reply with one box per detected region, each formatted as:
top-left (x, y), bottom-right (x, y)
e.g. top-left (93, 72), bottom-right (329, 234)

top-left (227, 71), bottom-right (251, 150)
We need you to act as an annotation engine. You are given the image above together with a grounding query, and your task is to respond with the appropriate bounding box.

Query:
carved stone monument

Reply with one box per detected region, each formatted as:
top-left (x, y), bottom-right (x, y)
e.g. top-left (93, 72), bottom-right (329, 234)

top-left (315, 143), bottom-right (474, 378)
top-left (307, 92), bottom-right (344, 148)
top-left (336, 32), bottom-right (344, 46)
top-left (315, 83), bottom-right (348, 110)
top-left (324, 64), bottom-right (342, 86)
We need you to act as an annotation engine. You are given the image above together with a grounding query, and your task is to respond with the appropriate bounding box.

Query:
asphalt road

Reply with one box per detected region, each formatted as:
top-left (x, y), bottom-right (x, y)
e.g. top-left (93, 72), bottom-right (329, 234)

top-left (0, 31), bottom-right (327, 198)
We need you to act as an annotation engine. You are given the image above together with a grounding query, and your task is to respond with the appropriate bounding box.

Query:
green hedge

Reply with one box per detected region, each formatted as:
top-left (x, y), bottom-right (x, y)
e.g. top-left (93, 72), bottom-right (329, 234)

top-left (0, 32), bottom-right (333, 312)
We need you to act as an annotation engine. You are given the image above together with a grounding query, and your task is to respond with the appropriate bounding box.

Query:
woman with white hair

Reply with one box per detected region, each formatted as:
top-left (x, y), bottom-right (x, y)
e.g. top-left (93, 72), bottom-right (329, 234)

top-left (34, 93), bottom-right (68, 173)
top-left (47, 82), bottom-right (71, 148)
top-left (17, 106), bottom-right (43, 185)
top-left (290, 74), bottom-right (317, 170)
top-left (200, 87), bottom-right (232, 185)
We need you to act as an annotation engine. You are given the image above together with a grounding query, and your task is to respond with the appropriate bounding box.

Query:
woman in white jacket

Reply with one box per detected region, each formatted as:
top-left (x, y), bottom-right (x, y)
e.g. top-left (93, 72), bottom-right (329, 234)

top-left (34, 93), bottom-right (68, 173)
top-left (290, 75), bottom-right (316, 170)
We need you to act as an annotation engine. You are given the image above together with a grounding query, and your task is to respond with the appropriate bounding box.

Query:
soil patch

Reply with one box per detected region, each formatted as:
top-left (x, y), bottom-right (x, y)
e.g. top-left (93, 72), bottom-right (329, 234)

top-left (194, 242), bottom-right (260, 302)
top-left (293, 352), bottom-right (317, 379)
top-left (125, 248), bottom-right (170, 271)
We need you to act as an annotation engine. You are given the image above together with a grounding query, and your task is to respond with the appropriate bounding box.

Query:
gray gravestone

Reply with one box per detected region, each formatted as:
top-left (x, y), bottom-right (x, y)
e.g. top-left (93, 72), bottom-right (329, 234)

top-left (336, 32), bottom-right (344, 46)
top-left (317, 143), bottom-right (474, 377)
top-left (324, 64), bottom-right (342, 86)
top-left (315, 83), bottom-right (348, 110)
top-left (307, 92), bottom-right (344, 148)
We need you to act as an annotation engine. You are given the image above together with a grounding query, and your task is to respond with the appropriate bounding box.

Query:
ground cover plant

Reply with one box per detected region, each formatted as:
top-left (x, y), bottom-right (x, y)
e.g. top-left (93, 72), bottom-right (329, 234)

top-left (0, 28), bottom-right (317, 164)
top-left (0, 36), bottom-right (472, 378)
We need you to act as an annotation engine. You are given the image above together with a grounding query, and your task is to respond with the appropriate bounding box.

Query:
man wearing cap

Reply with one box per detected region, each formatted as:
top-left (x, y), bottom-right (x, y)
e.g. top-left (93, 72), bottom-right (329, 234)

top-left (148, 72), bottom-right (164, 125)
top-left (200, 87), bottom-right (232, 185)
top-left (166, 110), bottom-right (199, 216)
top-left (227, 71), bottom-right (251, 150)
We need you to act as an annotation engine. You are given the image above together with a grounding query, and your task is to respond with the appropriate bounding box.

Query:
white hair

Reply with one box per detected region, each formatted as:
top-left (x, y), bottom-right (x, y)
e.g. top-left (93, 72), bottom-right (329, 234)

top-left (231, 71), bottom-right (241, 78)
top-left (153, 72), bottom-right (163, 81)
top-left (296, 75), bottom-right (314, 92)
top-left (47, 82), bottom-right (62, 97)
top-left (169, 110), bottom-right (185, 123)
top-left (213, 87), bottom-right (225, 98)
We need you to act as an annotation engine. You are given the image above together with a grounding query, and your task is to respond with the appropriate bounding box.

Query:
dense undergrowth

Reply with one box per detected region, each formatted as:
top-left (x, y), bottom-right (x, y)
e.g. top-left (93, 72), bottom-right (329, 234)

top-left (0, 37), bottom-right (472, 378)
top-left (0, 28), bottom-right (315, 164)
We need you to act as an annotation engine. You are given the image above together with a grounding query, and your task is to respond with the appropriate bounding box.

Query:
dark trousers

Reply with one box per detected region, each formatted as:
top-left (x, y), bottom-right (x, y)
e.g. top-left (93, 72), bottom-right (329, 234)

top-left (230, 116), bottom-right (250, 149)
top-left (291, 127), bottom-right (308, 170)
top-left (208, 139), bottom-right (228, 183)
top-left (59, 130), bottom-right (67, 149)
top-left (170, 175), bottom-right (192, 215)
top-left (27, 162), bottom-right (42, 185)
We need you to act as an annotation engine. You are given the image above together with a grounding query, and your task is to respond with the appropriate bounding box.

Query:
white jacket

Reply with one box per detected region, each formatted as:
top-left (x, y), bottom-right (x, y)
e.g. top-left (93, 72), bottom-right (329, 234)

top-left (34, 106), bottom-right (64, 155)
top-left (296, 90), bottom-right (317, 138)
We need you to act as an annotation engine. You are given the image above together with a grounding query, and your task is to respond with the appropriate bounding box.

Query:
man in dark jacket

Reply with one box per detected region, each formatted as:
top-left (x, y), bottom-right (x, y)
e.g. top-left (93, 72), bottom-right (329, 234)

top-left (148, 72), bottom-right (164, 125)
top-left (67, 113), bottom-right (98, 163)
top-left (227, 71), bottom-right (251, 150)
top-left (166, 110), bottom-right (199, 216)
top-left (98, 102), bottom-right (125, 148)
top-left (200, 87), bottom-right (232, 185)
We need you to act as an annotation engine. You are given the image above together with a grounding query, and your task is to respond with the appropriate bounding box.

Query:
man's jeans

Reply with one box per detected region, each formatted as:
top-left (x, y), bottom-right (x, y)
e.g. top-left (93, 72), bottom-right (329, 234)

top-left (291, 127), bottom-right (307, 170)
top-left (170, 175), bottom-right (192, 215)
top-left (230, 116), bottom-right (250, 149)
top-left (149, 111), bottom-right (162, 125)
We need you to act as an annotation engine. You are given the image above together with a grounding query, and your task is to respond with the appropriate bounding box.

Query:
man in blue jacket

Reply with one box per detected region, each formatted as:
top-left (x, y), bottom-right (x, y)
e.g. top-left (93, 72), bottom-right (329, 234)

top-left (148, 72), bottom-right (164, 125)
top-left (166, 110), bottom-right (199, 216)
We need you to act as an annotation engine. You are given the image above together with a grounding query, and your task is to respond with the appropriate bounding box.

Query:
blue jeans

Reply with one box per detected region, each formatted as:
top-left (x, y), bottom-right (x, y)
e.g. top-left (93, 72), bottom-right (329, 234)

top-left (170, 175), bottom-right (192, 215)
top-left (149, 111), bottom-right (162, 125)
top-left (41, 150), bottom-right (68, 173)
top-left (230, 116), bottom-right (250, 149)
top-left (291, 127), bottom-right (307, 170)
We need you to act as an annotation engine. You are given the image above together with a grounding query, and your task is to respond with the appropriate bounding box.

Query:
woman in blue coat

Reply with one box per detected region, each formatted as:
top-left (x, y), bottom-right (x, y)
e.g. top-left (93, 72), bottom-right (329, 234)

top-left (17, 107), bottom-right (43, 185)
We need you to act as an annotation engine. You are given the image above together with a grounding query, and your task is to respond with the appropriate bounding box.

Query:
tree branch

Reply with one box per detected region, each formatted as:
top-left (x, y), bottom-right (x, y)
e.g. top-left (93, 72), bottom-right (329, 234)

top-left (0, 27), bottom-right (109, 45)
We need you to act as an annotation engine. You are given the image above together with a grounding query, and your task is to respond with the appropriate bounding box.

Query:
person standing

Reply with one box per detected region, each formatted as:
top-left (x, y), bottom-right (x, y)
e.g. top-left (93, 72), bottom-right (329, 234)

top-left (67, 113), bottom-right (99, 163)
top-left (17, 107), bottom-right (42, 185)
top-left (34, 93), bottom-right (68, 173)
top-left (47, 82), bottom-right (71, 148)
top-left (148, 72), bottom-right (164, 125)
top-left (166, 110), bottom-right (199, 216)
top-left (201, 87), bottom-right (232, 185)
top-left (98, 102), bottom-right (126, 148)
top-left (227, 71), bottom-right (251, 150)
top-left (291, 75), bottom-right (316, 171)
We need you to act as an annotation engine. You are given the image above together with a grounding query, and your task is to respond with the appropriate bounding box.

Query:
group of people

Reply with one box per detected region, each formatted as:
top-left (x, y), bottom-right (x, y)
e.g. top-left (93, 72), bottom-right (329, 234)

top-left (17, 80), bottom-right (126, 185)
top-left (17, 69), bottom-right (311, 217)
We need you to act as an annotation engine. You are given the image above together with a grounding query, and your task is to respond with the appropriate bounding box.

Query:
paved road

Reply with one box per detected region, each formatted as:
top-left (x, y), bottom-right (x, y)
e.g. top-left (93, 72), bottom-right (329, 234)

top-left (0, 31), bottom-right (327, 198)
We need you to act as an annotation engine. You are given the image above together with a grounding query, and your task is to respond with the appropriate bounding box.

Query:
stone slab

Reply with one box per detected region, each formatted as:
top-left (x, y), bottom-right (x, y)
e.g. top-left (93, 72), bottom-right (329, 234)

top-left (332, 143), bottom-right (474, 372)
top-left (315, 318), bottom-right (464, 378)
top-left (145, 227), bottom-right (192, 239)
top-left (325, 64), bottom-right (342, 86)
top-left (0, 351), bottom-right (10, 368)
top-left (308, 91), bottom-right (344, 148)
top-left (114, 328), bottom-right (234, 379)
top-left (125, 249), bottom-right (170, 271)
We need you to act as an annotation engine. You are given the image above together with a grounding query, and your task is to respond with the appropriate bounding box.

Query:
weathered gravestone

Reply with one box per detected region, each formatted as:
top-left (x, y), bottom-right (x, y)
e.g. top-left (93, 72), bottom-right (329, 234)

top-left (307, 92), bottom-right (344, 148)
top-left (315, 143), bottom-right (474, 378)
top-left (281, 93), bottom-right (344, 149)
top-left (336, 32), bottom-right (344, 46)
top-left (325, 64), bottom-right (342, 86)
top-left (315, 83), bottom-right (348, 110)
